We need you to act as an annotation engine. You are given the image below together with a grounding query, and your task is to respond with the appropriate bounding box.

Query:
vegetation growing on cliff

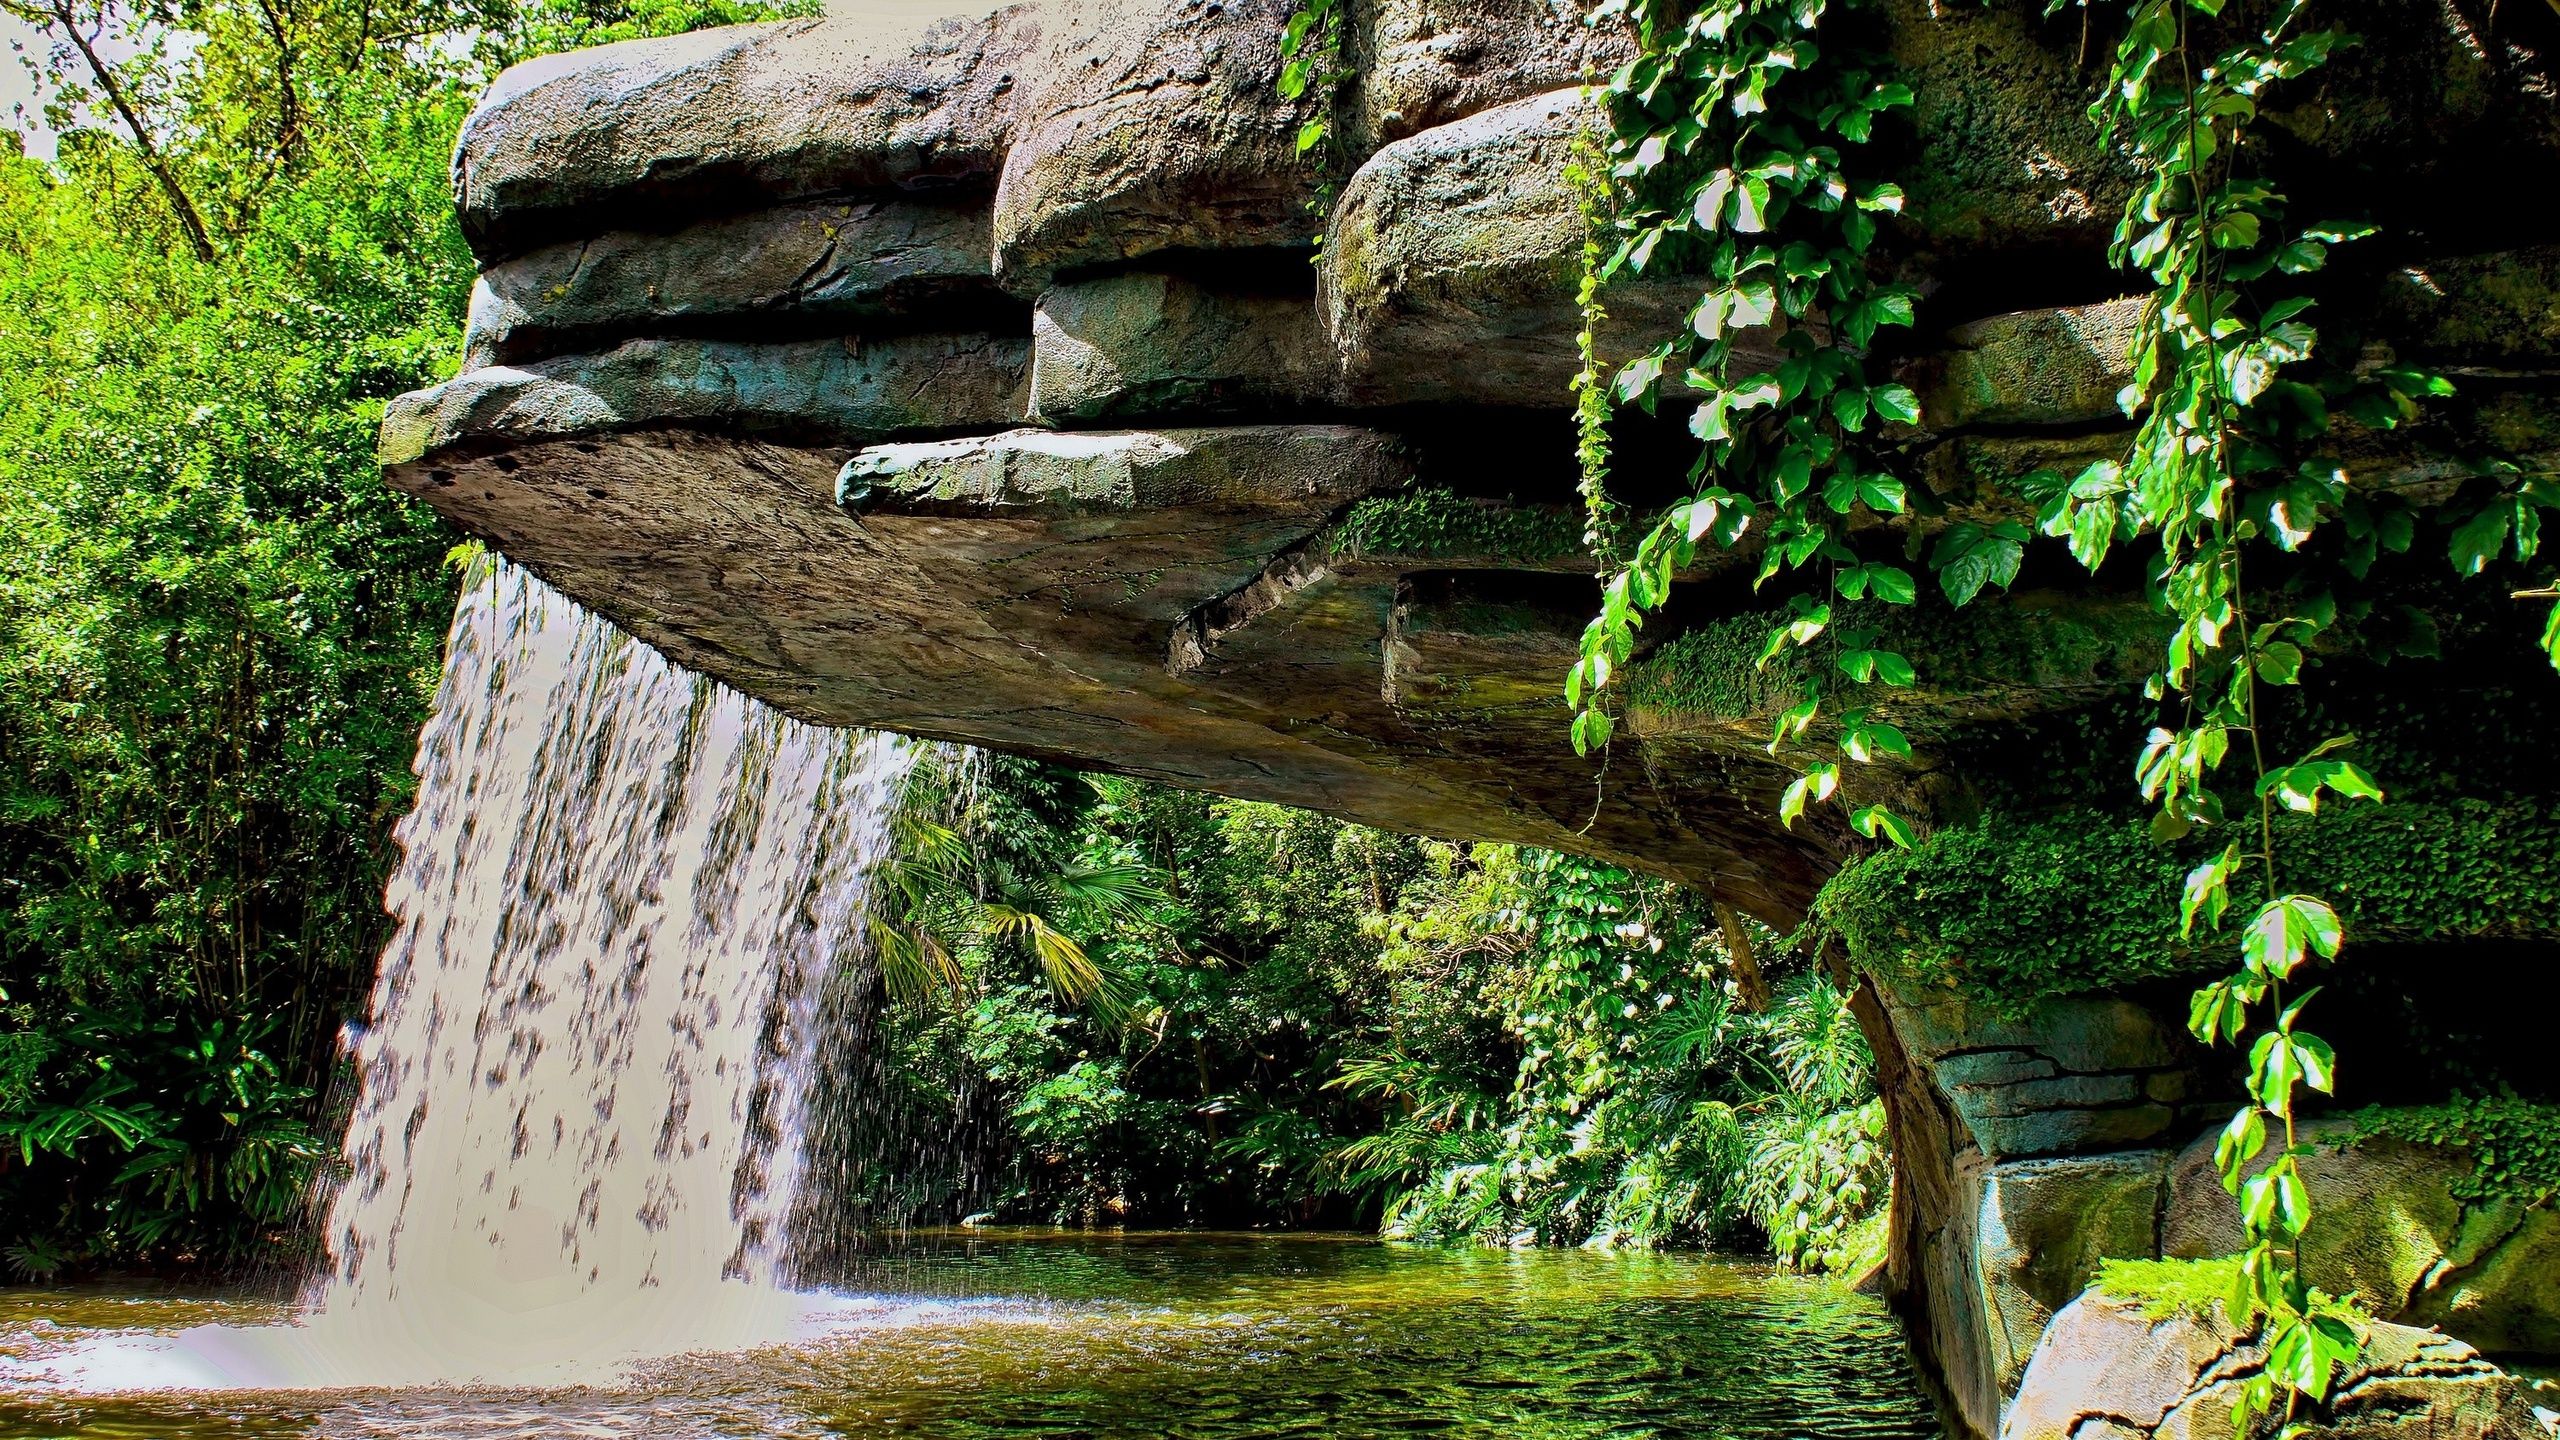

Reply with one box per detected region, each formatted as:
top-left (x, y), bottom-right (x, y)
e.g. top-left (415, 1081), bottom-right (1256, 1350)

top-left (1814, 801), bottom-right (2560, 1010)
top-left (1559, 0), bottom-right (2560, 1422)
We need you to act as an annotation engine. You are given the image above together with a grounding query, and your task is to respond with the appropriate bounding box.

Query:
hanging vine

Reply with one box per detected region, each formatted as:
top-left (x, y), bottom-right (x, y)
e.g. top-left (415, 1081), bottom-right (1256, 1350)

top-left (1564, 0), bottom-right (1924, 861)
top-left (1566, 0), bottom-right (2556, 1428)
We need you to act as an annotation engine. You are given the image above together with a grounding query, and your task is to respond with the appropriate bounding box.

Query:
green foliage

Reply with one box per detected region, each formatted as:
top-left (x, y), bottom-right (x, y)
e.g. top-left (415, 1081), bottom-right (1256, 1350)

top-left (849, 759), bottom-right (1886, 1265)
top-left (1333, 490), bottom-right (1583, 565)
top-left (1815, 800), bottom-right (2560, 1010)
top-left (1275, 0), bottom-right (1352, 229)
top-left (1565, 0), bottom-right (1926, 781)
top-left (2350, 1098), bottom-right (2560, 1206)
top-left (0, 0), bottom-right (813, 1273)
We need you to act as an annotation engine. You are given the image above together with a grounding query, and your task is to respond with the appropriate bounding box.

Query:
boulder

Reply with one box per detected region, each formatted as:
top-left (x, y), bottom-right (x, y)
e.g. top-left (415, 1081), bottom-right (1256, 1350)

top-left (462, 200), bottom-right (999, 369)
top-left (1345, 0), bottom-right (1632, 151)
top-left (453, 9), bottom-right (1038, 260)
top-left (1320, 89), bottom-right (1715, 408)
top-left (1028, 271), bottom-right (1335, 421)
top-left (1881, 0), bottom-right (2129, 259)
top-left (1909, 298), bottom-right (2145, 431)
top-left (1976, 1151), bottom-right (2177, 1396)
top-left (2165, 1119), bottom-right (2560, 1358)
top-left (380, 335), bottom-right (1030, 465)
top-left (2001, 1293), bottom-right (2544, 1440)
top-left (991, 0), bottom-right (1318, 290)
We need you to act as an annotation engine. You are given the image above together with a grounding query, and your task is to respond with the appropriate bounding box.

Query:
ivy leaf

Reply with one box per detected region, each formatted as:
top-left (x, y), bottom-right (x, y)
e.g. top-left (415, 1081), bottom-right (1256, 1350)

top-left (1870, 384), bottom-right (1922, 426)
top-left (1767, 693), bottom-right (1819, 751)
top-left (1842, 718), bottom-right (1911, 763)
top-left (1849, 804), bottom-right (1916, 848)
top-left (2255, 640), bottom-right (2303, 685)
top-left (1778, 762), bottom-right (1840, 828)
top-left (1861, 566), bottom-right (1916, 606)
top-left (2190, 978), bottom-right (2250, 1047)
top-left (2214, 1105), bottom-right (2269, 1187)
top-left (1932, 522), bottom-right (2027, 607)
top-left (2242, 894), bottom-right (2343, 978)
top-left (2181, 844), bottom-right (2241, 938)
top-left (2450, 502), bottom-right (2513, 576)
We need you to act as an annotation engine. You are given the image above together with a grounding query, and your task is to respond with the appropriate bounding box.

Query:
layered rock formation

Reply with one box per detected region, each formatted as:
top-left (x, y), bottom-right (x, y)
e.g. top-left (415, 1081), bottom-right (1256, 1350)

top-left (382, 0), bottom-right (2560, 1435)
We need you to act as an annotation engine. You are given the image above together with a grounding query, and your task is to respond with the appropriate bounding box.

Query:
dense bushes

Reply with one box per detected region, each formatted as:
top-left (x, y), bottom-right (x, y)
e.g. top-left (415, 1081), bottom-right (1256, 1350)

top-left (834, 751), bottom-right (1890, 1270)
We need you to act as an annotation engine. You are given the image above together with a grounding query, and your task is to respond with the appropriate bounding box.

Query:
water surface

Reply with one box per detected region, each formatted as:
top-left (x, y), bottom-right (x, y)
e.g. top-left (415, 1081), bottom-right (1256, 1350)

top-left (0, 1230), bottom-right (1944, 1440)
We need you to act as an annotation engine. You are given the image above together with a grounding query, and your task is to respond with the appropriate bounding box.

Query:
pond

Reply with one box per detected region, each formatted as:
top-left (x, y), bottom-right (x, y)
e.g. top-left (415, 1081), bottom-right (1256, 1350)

top-left (0, 1230), bottom-right (1946, 1440)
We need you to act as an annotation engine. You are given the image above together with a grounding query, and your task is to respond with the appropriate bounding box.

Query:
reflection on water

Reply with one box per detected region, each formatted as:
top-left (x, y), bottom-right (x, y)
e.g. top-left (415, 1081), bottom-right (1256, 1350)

top-left (0, 1230), bottom-right (1945, 1440)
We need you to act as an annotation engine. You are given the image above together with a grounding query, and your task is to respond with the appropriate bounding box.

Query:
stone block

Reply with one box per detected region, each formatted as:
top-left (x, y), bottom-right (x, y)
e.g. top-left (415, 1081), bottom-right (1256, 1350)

top-left (382, 335), bottom-right (1031, 466)
top-left (463, 199), bottom-right (997, 369)
top-left (1028, 272), bottom-right (1334, 421)
top-left (991, 0), bottom-right (1317, 291)
top-left (452, 10), bottom-right (1034, 259)
top-left (2002, 1293), bottom-right (2543, 1440)
top-left (1319, 89), bottom-right (1717, 408)
top-left (1909, 297), bottom-right (2145, 432)
top-left (1956, 1073), bottom-right (2144, 1120)
top-left (1976, 1150), bottom-right (2173, 1397)
top-left (1345, 0), bottom-right (1631, 151)
top-left (840, 425), bottom-right (1404, 516)
top-left (1973, 1104), bottom-right (2177, 1162)
top-left (1936, 1050), bottom-right (2063, 1090)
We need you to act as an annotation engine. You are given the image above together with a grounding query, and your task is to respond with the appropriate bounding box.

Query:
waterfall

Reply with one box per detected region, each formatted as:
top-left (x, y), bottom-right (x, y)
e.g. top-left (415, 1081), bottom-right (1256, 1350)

top-left (44, 559), bottom-right (917, 1390)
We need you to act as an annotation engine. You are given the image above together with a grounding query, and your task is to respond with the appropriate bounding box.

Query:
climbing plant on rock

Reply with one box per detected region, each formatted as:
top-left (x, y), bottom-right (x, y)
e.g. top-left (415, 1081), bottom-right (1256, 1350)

top-left (1564, 0), bottom-right (2560, 1428)
top-left (1276, 0), bottom-right (1353, 226)
top-left (1563, 0), bottom-right (1925, 854)
top-left (2039, 7), bottom-right (2388, 1425)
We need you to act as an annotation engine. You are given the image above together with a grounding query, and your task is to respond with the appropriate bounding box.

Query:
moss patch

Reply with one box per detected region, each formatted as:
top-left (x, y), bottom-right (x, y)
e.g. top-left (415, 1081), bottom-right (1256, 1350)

top-left (2350, 1098), bottom-right (2560, 1205)
top-left (1814, 800), bottom-right (2560, 1011)
top-left (1334, 488), bottom-right (1582, 564)
top-left (2095, 1255), bottom-right (2364, 1329)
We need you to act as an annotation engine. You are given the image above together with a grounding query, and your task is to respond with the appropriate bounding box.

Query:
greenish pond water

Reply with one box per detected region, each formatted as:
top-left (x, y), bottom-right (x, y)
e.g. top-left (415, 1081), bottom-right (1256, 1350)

top-left (0, 1231), bottom-right (1945, 1440)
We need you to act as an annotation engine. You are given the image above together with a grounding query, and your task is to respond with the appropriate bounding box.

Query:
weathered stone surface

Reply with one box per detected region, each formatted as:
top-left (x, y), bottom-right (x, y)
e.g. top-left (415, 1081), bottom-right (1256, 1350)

top-left (453, 10), bottom-right (1037, 260)
top-left (1911, 298), bottom-right (2145, 431)
top-left (1321, 89), bottom-right (1712, 407)
top-left (1345, 0), bottom-right (1632, 151)
top-left (1977, 1151), bottom-right (2175, 1398)
top-left (463, 200), bottom-right (999, 369)
top-left (1383, 573), bottom-right (1587, 719)
top-left (1883, 0), bottom-right (2128, 258)
top-left (2165, 1120), bottom-right (2560, 1358)
top-left (991, 0), bottom-right (1315, 290)
top-left (381, 335), bottom-right (1030, 464)
top-left (841, 424), bottom-right (1382, 513)
top-left (1029, 272), bottom-right (1333, 421)
top-left (2370, 247), bottom-right (2560, 375)
top-left (2002, 1294), bottom-right (2543, 1440)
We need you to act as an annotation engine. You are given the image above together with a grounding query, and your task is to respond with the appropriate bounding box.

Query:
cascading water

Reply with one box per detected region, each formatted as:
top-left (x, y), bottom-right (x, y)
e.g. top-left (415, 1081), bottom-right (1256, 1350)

top-left (39, 558), bottom-right (919, 1390)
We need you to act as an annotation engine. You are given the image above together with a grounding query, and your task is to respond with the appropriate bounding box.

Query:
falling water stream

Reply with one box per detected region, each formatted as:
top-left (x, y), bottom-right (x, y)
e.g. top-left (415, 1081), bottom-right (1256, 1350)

top-left (0, 562), bottom-right (1950, 1439)
top-left (17, 560), bottom-right (920, 1391)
